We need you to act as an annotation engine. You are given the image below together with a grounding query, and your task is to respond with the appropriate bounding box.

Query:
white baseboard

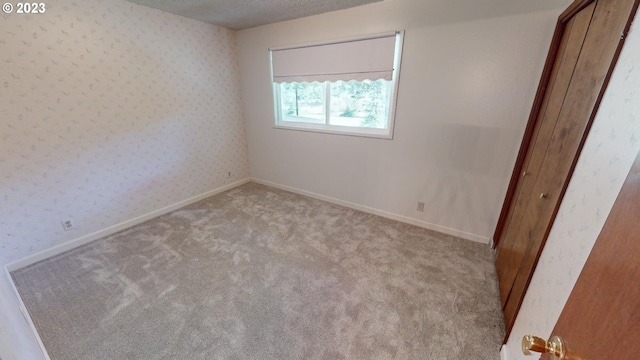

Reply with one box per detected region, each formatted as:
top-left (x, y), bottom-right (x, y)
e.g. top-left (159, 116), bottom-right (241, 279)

top-left (4, 269), bottom-right (51, 360)
top-left (500, 344), bottom-right (510, 360)
top-left (5, 178), bottom-right (251, 272)
top-left (251, 178), bottom-right (489, 244)
top-left (7, 176), bottom-right (488, 272)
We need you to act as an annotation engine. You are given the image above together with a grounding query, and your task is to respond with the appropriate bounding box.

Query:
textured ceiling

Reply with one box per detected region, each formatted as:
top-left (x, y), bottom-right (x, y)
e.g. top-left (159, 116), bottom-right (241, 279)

top-left (126, 0), bottom-right (382, 30)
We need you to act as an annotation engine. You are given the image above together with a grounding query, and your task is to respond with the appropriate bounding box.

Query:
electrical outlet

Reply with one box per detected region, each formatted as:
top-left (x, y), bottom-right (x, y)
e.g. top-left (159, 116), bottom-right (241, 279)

top-left (416, 202), bottom-right (425, 212)
top-left (61, 219), bottom-right (73, 231)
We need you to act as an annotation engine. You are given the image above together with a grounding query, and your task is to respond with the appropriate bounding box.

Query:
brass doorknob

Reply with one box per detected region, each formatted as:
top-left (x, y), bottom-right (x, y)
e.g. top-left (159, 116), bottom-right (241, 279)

top-left (522, 334), bottom-right (566, 359)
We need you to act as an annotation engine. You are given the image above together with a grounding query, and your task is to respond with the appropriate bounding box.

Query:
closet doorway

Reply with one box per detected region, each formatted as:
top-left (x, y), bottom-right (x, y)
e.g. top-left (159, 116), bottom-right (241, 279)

top-left (493, 0), bottom-right (639, 339)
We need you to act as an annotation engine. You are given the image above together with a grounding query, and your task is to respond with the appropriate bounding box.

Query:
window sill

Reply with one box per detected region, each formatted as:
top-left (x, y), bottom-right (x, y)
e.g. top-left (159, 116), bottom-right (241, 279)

top-left (273, 122), bottom-right (393, 139)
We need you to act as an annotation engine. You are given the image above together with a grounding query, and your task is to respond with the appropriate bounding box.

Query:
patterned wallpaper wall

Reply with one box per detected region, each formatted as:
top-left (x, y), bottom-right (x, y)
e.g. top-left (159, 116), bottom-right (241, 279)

top-left (0, 0), bottom-right (249, 266)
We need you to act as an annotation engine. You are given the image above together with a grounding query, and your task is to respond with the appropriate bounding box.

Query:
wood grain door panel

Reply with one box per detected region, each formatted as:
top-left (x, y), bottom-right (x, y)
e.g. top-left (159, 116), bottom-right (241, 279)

top-left (495, 2), bottom-right (595, 306)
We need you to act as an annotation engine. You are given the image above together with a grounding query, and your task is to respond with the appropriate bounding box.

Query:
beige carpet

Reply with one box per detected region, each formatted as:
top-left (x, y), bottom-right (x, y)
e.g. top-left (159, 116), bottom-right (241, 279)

top-left (12, 183), bottom-right (504, 359)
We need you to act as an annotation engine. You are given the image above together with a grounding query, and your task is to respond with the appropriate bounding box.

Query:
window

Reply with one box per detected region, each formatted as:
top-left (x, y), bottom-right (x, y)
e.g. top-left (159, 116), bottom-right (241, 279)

top-left (270, 32), bottom-right (404, 139)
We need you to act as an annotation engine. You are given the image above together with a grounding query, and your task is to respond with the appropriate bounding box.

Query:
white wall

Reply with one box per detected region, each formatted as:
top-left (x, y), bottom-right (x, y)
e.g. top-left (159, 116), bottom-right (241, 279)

top-left (502, 15), bottom-right (640, 360)
top-left (237, 0), bottom-right (568, 243)
top-left (0, 0), bottom-right (249, 358)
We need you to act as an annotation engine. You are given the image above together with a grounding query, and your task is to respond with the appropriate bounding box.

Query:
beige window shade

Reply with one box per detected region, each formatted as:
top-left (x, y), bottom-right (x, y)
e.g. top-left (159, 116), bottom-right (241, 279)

top-left (270, 33), bottom-right (398, 83)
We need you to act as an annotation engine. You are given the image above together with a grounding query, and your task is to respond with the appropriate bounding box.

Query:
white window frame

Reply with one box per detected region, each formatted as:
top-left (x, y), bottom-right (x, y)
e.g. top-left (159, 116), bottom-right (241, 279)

top-left (270, 31), bottom-right (404, 140)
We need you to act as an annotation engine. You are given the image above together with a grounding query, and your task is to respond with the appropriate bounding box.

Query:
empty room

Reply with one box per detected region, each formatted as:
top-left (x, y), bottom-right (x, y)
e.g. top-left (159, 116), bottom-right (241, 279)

top-left (2, 0), bottom-right (640, 359)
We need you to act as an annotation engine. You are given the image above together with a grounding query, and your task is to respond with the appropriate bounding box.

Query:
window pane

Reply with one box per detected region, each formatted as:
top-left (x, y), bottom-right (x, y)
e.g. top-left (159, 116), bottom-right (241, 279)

top-left (279, 82), bottom-right (325, 124)
top-left (328, 79), bottom-right (391, 129)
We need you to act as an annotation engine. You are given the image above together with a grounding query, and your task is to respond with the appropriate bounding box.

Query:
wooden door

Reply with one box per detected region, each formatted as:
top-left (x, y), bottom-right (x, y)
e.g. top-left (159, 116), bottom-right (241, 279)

top-left (541, 150), bottom-right (640, 360)
top-left (493, 0), bottom-right (639, 340)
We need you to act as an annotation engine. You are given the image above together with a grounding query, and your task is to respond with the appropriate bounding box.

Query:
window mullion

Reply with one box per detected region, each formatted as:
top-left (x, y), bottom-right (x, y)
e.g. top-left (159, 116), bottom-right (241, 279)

top-left (324, 81), bottom-right (330, 125)
top-left (274, 84), bottom-right (282, 125)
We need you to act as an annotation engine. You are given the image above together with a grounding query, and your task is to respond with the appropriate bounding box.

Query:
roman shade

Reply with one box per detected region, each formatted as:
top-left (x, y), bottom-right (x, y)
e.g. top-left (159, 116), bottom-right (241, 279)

top-left (270, 32), bottom-right (398, 83)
